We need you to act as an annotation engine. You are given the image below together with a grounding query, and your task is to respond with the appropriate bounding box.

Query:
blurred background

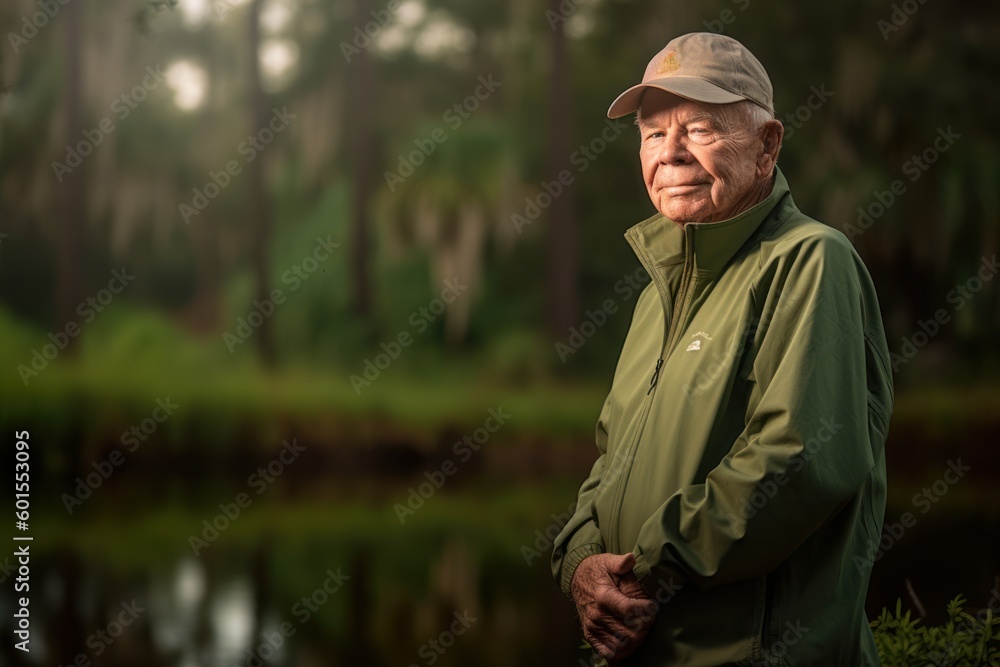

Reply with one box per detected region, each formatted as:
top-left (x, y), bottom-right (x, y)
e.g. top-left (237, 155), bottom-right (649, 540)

top-left (0, 0), bottom-right (998, 664)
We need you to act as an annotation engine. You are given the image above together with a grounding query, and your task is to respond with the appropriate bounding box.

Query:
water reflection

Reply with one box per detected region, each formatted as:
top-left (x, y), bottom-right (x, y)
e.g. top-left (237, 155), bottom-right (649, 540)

top-left (208, 575), bottom-right (257, 666)
top-left (150, 558), bottom-right (205, 659)
top-left (5, 502), bottom-right (996, 666)
top-left (148, 555), bottom-right (279, 667)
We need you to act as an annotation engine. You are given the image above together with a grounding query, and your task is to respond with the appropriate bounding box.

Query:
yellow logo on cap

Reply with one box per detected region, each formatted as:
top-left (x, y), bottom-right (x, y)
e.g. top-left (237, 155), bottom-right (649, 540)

top-left (656, 51), bottom-right (680, 74)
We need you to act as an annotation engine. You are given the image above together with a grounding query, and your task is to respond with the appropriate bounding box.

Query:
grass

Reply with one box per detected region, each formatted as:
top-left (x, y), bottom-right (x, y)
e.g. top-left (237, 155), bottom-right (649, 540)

top-left (5, 302), bottom-right (999, 441)
top-left (29, 480), bottom-right (582, 576)
top-left (0, 305), bottom-right (608, 456)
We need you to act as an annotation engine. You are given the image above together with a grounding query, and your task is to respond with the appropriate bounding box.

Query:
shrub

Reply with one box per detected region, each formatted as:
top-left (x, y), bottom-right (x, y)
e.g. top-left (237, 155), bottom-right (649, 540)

top-left (871, 595), bottom-right (1000, 666)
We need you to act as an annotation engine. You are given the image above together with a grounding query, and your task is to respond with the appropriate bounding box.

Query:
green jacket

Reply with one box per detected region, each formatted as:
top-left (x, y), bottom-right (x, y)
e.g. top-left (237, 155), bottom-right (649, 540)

top-left (551, 168), bottom-right (892, 666)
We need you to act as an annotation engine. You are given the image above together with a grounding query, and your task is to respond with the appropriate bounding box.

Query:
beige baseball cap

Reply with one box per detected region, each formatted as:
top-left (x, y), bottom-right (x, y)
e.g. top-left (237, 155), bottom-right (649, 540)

top-left (607, 32), bottom-right (774, 119)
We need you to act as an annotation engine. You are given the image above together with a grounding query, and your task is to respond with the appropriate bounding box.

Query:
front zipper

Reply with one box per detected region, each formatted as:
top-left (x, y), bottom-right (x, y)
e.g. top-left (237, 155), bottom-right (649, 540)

top-left (760, 570), bottom-right (782, 661)
top-left (641, 224), bottom-right (697, 396)
top-left (609, 226), bottom-right (698, 552)
top-left (646, 358), bottom-right (663, 395)
top-left (606, 395), bottom-right (654, 553)
top-left (664, 226), bottom-right (697, 352)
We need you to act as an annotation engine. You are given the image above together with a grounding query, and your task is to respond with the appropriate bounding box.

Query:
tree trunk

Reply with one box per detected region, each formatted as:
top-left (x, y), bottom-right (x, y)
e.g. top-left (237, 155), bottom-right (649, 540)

top-left (347, 0), bottom-right (374, 320)
top-left (49, 549), bottom-right (85, 665)
top-left (56, 0), bottom-right (85, 349)
top-left (544, 0), bottom-right (578, 338)
top-left (248, 0), bottom-right (276, 365)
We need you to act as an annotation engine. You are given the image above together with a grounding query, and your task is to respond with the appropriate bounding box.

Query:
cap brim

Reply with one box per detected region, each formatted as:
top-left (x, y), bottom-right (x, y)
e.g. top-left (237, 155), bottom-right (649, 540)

top-left (606, 76), bottom-right (747, 119)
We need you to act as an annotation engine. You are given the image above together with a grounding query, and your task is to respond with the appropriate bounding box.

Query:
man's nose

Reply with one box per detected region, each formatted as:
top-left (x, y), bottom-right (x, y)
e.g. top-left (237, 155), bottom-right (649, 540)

top-left (658, 129), bottom-right (693, 165)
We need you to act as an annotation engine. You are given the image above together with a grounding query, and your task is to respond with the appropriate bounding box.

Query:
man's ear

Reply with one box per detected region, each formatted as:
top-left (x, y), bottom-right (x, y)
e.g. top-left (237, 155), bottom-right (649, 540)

top-left (757, 119), bottom-right (784, 177)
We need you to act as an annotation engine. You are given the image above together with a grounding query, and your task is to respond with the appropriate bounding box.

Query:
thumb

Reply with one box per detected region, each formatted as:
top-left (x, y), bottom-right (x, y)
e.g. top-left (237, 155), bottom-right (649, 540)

top-left (609, 552), bottom-right (636, 576)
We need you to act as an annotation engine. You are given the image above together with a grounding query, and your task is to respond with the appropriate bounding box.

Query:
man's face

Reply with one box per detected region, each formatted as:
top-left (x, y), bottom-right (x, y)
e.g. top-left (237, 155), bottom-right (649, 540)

top-left (637, 90), bottom-right (764, 224)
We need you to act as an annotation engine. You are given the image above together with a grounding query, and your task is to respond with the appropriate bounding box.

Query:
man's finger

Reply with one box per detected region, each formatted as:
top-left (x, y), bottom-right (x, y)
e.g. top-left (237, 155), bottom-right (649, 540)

top-left (599, 585), bottom-right (657, 620)
top-left (587, 607), bottom-right (655, 664)
top-left (593, 609), bottom-right (650, 646)
top-left (616, 572), bottom-right (651, 600)
top-left (592, 614), bottom-right (634, 641)
top-left (589, 620), bottom-right (646, 663)
top-left (587, 623), bottom-right (634, 661)
top-left (607, 552), bottom-right (636, 576)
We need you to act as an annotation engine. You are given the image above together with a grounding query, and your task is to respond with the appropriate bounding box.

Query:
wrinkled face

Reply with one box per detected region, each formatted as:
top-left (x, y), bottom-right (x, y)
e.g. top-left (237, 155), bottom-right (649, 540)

top-left (637, 89), bottom-right (766, 224)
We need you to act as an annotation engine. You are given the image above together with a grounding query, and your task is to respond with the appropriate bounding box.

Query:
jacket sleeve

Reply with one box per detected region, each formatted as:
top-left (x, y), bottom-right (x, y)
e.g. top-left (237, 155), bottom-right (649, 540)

top-left (630, 234), bottom-right (892, 592)
top-left (550, 393), bottom-right (612, 595)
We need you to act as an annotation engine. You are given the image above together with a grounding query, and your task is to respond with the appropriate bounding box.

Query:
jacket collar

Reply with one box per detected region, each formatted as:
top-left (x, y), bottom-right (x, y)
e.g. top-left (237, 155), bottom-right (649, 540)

top-left (625, 166), bottom-right (791, 275)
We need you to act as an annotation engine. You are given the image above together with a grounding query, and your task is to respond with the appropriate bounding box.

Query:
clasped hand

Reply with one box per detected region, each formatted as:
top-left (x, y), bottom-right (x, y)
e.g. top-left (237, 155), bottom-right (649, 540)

top-left (570, 553), bottom-right (658, 664)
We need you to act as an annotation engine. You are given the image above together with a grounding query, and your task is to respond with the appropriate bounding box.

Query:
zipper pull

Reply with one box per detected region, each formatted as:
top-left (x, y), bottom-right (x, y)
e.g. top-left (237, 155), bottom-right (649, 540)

top-left (647, 358), bottom-right (664, 395)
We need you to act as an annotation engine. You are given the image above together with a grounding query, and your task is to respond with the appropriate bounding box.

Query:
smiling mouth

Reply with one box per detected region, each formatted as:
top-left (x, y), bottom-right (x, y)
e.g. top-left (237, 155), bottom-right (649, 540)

top-left (663, 183), bottom-right (707, 193)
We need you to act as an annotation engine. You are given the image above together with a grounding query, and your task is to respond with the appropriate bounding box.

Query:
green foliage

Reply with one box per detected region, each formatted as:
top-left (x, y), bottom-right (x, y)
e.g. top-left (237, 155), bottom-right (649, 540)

top-left (0, 299), bottom-right (610, 458)
top-left (476, 328), bottom-right (555, 386)
top-left (871, 596), bottom-right (1000, 666)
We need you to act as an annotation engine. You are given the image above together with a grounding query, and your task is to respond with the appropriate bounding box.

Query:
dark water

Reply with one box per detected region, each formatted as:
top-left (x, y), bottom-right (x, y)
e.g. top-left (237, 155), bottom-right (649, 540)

top-left (4, 418), bottom-right (999, 667)
top-left (2, 500), bottom-right (998, 667)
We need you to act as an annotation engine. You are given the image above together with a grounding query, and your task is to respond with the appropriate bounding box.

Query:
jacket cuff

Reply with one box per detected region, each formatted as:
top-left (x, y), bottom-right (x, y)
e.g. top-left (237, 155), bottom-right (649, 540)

top-left (633, 552), bottom-right (687, 602)
top-left (560, 543), bottom-right (605, 596)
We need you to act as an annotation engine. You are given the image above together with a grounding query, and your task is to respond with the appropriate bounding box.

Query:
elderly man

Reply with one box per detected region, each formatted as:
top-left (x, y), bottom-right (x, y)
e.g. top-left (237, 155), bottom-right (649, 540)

top-left (551, 33), bottom-right (893, 666)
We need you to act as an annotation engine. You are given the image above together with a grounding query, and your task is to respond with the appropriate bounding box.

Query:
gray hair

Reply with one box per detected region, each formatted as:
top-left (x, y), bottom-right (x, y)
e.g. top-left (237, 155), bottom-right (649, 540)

top-left (635, 99), bottom-right (773, 136)
top-left (743, 101), bottom-right (773, 131)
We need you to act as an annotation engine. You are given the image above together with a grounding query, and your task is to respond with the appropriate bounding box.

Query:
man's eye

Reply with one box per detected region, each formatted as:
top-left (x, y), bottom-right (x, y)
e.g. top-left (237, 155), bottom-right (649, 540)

top-left (689, 128), bottom-right (711, 135)
top-left (644, 132), bottom-right (664, 140)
